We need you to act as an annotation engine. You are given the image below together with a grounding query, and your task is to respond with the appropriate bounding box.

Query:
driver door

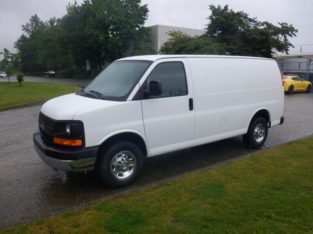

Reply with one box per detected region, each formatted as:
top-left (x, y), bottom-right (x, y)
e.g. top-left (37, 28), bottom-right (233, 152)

top-left (141, 60), bottom-right (195, 156)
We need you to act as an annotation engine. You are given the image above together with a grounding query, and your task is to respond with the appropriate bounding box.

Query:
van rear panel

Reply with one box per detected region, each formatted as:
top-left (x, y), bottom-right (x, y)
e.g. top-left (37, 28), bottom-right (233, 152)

top-left (188, 57), bottom-right (284, 144)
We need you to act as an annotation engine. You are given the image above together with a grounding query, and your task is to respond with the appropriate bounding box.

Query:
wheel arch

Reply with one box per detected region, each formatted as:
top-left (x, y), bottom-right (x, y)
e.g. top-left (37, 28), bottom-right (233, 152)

top-left (288, 84), bottom-right (294, 92)
top-left (96, 130), bottom-right (149, 163)
top-left (249, 109), bottom-right (271, 129)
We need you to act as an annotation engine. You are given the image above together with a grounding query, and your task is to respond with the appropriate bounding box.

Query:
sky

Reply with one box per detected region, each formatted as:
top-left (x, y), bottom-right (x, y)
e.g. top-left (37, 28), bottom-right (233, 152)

top-left (0, 0), bottom-right (313, 56)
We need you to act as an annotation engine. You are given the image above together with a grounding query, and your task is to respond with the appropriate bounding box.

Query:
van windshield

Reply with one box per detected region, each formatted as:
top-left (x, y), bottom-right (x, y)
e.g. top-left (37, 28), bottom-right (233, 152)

top-left (82, 60), bottom-right (151, 100)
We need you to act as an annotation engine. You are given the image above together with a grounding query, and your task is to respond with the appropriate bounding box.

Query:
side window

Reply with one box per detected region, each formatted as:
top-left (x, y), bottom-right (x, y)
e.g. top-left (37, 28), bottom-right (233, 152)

top-left (146, 62), bottom-right (188, 98)
top-left (292, 77), bottom-right (300, 81)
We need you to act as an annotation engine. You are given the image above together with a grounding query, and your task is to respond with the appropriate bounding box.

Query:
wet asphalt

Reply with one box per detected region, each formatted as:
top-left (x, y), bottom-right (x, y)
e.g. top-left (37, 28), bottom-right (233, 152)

top-left (1, 92), bottom-right (313, 230)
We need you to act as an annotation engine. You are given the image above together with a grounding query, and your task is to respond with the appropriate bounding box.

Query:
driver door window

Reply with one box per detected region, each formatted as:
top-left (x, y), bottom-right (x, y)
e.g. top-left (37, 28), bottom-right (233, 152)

top-left (145, 62), bottom-right (188, 98)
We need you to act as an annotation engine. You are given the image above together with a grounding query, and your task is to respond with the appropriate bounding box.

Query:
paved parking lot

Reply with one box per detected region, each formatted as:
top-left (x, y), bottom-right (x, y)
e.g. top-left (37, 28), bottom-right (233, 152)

top-left (0, 93), bottom-right (313, 230)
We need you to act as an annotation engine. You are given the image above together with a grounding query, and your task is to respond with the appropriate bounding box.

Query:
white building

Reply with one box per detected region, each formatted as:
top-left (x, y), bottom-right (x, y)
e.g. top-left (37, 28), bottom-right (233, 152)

top-left (149, 25), bottom-right (205, 52)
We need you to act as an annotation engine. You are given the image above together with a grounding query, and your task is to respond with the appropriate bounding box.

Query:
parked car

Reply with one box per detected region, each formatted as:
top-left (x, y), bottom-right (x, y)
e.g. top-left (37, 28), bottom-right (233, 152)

top-left (0, 71), bottom-right (7, 78)
top-left (44, 70), bottom-right (56, 77)
top-left (283, 75), bottom-right (312, 94)
top-left (33, 55), bottom-right (284, 188)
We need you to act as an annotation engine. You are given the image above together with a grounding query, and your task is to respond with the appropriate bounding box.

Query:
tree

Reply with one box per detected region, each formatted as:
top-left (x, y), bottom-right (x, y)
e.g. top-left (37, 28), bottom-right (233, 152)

top-left (206, 5), bottom-right (297, 57)
top-left (160, 31), bottom-right (225, 54)
top-left (161, 5), bottom-right (297, 57)
top-left (15, 15), bottom-right (48, 73)
top-left (21, 14), bottom-right (45, 36)
top-left (61, 0), bottom-right (149, 71)
top-left (161, 5), bottom-right (296, 58)
top-left (0, 48), bottom-right (20, 82)
top-left (15, 0), bottom-right (150, 77)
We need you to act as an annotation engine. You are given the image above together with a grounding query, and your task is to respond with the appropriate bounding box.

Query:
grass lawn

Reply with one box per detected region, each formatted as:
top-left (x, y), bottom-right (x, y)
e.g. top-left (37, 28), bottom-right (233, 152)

top-left (3, 137), bottom-right (313, 234)
top-left (0, 82), bottom-right (78, 111)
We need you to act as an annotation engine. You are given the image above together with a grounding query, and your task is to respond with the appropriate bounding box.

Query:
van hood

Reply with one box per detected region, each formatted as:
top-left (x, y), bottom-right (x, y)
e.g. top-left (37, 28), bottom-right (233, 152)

top-left (41, 93), bottom-right (116, 120)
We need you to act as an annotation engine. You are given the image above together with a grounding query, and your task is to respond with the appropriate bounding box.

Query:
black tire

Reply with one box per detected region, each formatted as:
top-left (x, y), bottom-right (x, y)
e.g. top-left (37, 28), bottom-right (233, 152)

top-left (97, 141), bottom-right (144, 188)
top-left (306, 85), bottom-right (312, 93)
top-left (243, 117), bottom-right (268, 149)
top-left (287, 85), bottom-right (294, 94)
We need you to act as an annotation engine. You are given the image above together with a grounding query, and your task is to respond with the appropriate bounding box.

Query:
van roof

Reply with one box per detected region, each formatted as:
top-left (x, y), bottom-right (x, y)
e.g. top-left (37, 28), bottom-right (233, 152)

top-left (118, 55), bottom-right (274, 62)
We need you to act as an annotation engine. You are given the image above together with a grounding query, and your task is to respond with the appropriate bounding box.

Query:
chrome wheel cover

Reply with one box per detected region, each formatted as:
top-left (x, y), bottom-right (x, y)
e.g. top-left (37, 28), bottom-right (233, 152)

top-left (110, 151), bottom-right (136, 180)
top-left (253, 123), bottom-right (266, 143)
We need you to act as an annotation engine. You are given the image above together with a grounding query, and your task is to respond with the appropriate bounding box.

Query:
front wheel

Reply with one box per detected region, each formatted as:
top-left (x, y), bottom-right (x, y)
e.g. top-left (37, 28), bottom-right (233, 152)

top-left (287, 85), bottom-right (294, 94)
top-left (243, 117), bottom-right (268, 149)
top-left (97, 141), bottom-right (144, 188)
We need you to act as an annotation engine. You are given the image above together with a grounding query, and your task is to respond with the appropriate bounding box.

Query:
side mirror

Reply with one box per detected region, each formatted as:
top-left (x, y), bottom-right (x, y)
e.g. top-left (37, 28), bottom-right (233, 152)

top-left (145, 80), bottom-right (162, 97)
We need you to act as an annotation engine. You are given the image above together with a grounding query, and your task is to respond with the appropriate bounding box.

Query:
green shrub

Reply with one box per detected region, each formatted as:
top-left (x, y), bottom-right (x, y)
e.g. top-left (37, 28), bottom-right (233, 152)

top-left (16, 72), bottom-right (24, 86)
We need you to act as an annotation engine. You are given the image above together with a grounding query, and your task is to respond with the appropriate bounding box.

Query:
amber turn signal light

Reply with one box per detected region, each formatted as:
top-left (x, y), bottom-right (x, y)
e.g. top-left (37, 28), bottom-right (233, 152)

top-left (53, 137), bottom-right (83, 147)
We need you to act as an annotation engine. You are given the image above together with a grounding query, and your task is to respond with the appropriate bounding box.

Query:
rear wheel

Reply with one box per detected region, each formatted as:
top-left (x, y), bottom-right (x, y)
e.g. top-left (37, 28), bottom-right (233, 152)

top-left (287, 85), bottom-right (294, 94)
top-left (97, 141), bottom-right (144, 188)
top-left (243, 117), bottom-right (268, 149)
top-left (306, 85), bottom-right (312, 93)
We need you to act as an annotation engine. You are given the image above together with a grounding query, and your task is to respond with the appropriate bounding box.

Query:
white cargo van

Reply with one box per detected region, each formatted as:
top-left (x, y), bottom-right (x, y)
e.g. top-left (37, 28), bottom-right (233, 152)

top-left (33, 55), bottom-right (284, 187)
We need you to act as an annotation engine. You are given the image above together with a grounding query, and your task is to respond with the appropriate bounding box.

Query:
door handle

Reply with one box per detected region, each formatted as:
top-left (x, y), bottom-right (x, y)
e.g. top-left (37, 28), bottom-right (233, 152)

top-left (189, 98), bottom-right (193, 111)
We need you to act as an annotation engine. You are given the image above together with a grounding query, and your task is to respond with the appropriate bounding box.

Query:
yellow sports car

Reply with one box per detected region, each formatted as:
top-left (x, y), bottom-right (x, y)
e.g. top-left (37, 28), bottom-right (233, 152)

top-left (283, 75), bottom-right (312, 94)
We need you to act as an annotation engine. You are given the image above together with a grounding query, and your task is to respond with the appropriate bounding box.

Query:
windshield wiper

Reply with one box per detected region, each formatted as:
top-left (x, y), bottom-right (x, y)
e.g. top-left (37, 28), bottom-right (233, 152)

top-left (88, 90), bottom-right (107, 100)
top-left (78, 89), bottom-right (103, 99)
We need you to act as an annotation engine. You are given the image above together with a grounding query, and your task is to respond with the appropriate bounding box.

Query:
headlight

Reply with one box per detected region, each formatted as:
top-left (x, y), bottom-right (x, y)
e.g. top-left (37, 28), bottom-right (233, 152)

top-left (53, 121), bottom-right (85, 148)
top-left (63, 122), bottom-right (84, 138)
top-left (65, 124), bottom-right (71, 135)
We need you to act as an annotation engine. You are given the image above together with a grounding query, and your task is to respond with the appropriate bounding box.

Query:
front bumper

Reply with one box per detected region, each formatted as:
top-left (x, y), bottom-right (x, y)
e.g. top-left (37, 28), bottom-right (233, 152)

top-left (33, 132), bottom-right (98, 172)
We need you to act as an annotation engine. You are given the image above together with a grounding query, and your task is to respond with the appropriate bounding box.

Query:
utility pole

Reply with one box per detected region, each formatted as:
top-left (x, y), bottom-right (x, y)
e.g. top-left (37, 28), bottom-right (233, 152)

top-left (308, 57), bottom-right (312, 81)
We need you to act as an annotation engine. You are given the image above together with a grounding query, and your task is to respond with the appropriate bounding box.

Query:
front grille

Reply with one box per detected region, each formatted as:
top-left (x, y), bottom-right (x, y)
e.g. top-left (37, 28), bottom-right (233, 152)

top-left (39, 112), bottom-right (56, 145)
top-left (38, 113), bottom-right (85, 149)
